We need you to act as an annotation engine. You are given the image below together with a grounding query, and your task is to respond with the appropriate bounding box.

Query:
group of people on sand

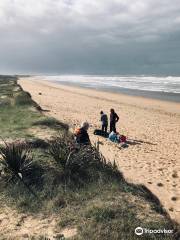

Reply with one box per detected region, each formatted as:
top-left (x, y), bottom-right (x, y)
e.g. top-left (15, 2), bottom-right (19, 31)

top-left (100, 108), bottom-right (119, 134)
top-left (74, 108), bottom-right (126, 145)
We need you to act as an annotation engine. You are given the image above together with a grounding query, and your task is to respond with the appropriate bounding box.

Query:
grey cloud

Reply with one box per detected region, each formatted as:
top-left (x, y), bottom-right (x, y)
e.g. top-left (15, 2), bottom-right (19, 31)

top-left (0, 0), bottom-right (180, 74)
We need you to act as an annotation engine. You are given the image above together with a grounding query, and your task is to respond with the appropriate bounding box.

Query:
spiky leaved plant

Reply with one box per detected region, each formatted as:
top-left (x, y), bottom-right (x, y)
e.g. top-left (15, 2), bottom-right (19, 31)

top-left (0, 141), bottom-right (36, 197)
top-left (48, 133), bottom-right (75, 170)
top-left (48, 134), bottom-right (122, 187)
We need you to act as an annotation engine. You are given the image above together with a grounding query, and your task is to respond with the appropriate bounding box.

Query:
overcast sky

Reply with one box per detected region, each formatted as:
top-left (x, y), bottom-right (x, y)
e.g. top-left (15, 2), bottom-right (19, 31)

top-left (0, 0), bottom-right (180, 75)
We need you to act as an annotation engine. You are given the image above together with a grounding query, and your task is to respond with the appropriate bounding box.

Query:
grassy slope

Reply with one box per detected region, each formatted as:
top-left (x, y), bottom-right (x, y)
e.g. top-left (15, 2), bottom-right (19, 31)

top-left (0, 76), bottom-right (179, 240)
top-left (0, 76), bottom-right (45, 139)
top-left (0, 76), bottom-right (66, 140)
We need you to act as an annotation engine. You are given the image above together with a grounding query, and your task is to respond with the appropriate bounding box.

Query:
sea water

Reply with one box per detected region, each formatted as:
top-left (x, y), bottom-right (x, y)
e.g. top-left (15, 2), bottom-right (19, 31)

top-left (34, 75), bottom-right (180, 102)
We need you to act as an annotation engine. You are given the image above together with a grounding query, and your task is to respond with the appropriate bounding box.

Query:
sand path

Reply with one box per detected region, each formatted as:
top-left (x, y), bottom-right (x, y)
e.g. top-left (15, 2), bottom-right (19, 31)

top-left (0, 200), bottom-right (77, 239)
top-left (19, 77), bottom-right (180, 223)
top-left (0, 203), bottom-right (57, 239)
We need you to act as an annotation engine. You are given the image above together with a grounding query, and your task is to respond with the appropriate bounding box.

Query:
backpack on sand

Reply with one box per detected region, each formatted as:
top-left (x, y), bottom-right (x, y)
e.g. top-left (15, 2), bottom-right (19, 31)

top-left (120, 135), bottom-right (127, 143)
top-left (94, 129), bottom-right (109, 138)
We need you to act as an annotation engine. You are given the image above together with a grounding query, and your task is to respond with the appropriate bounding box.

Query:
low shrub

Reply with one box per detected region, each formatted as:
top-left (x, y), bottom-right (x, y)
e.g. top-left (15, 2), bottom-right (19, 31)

top-left (0, 141), bottom-right (39, 197)
top-left (47, 135), bottom-right (122, 187)
top-left (0, 141), bottom-right (33, 179)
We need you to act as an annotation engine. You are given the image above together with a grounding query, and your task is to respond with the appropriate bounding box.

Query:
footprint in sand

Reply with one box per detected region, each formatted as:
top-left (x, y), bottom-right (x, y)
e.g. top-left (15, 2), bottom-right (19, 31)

top-left (169, 208), bottom-right (174, 212)
top-left (157, 183), bottom-right (163, 187)
top-left (171, 197), bottom-right (177, 201)
top-left (172, 172), bottom-right (178, 178)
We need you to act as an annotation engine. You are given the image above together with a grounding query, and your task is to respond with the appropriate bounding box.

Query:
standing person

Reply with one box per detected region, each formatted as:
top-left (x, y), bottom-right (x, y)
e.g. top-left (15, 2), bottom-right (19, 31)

top-left (110, 108), bottom-right (119, 133)
top-left (100, 111), bottom-right (108, 135)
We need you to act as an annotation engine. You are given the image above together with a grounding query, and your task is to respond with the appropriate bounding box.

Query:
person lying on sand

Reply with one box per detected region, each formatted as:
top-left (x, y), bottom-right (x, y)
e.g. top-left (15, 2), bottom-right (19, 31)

top-left (100, 110), bottom-right (108, 135)
top-left (110, 108), bottom-right (119, 133)
top-left (109, 131), bottom-right (127, 144)
top-left (74, 121), bottom-right (90, 145)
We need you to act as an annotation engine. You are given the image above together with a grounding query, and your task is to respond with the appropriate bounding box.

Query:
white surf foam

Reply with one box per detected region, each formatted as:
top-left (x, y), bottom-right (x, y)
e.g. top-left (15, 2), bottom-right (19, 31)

top-left (34, 75), bottom-right (180, 94)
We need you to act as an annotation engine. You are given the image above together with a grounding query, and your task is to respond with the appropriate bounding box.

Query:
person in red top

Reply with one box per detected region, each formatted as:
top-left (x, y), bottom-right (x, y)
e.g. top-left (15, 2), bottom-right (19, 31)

top-left (110, 108), bottom-right (119, 133)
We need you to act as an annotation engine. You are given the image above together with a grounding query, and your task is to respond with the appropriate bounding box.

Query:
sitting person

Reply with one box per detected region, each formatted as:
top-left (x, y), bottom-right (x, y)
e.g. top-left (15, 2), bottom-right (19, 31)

top-left (74, 121), bottom-right (90, 144)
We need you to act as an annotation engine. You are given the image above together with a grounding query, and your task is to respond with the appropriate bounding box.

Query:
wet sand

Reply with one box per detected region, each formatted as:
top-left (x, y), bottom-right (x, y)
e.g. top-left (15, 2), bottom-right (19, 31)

top-left (19, 77), bottom-right (180, 223)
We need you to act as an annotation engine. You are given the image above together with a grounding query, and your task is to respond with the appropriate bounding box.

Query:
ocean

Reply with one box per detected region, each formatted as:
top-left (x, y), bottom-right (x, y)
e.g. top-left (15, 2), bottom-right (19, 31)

top-left (35, 75), bottom-right (180, 102)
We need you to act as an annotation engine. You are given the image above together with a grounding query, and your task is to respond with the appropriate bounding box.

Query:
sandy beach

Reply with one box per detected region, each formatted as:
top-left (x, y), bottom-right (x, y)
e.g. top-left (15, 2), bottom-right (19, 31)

top-left (19, 77), bottom-right (180, 223)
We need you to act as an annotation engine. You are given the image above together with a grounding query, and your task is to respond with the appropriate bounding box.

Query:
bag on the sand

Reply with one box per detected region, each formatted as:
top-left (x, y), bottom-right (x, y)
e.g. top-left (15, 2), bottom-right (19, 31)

top-left (94, 129), bottom-right (109, 137)
top-left (120, 135), bottom-right (127, 143)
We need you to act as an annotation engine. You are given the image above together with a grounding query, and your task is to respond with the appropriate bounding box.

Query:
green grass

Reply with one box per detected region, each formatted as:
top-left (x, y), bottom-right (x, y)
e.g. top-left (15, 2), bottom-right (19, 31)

top-left (0, 105), bottom-right (43, 139)
top-left (1, 142), bottom-right (179, 240)
top-left (0, 76), bottom-right (179, 240)
top-left (1, 175), bottom-right (177, 239)
top-left (32, 117), bottom-right (69, 131)
top-left (0, 76), bottom-right (60, 139)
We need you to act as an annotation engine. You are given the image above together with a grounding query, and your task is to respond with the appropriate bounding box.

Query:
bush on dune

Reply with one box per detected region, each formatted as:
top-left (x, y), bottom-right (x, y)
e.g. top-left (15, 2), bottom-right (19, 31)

top-left (0, 133), bottom-right (121, 196)
top-left (47, 134), bottom-right (122, 187)
top-left (0, 141), bottom-right (33, 179)
top-left (0, 141), bottom-right (39, 197)
top-left (0, 136), bottom-right (179, 239)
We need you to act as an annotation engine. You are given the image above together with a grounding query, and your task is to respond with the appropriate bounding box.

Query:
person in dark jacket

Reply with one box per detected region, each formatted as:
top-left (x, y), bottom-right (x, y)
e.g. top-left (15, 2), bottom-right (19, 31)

top-left (100, 111), bottom-right (108, 135)
top-left (75, 121), bottom-right (90, 144)
top-left (110, 108), bottom-right (119, 133)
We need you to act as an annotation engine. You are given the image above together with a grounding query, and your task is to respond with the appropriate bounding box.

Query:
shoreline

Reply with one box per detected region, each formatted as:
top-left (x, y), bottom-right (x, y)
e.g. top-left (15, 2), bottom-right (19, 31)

top-left (19, 77), bottom-right (180, 223)
top-left (52, 80), bottom-right (180, 103)
top-left (29, 78), bottom-right (180, 116)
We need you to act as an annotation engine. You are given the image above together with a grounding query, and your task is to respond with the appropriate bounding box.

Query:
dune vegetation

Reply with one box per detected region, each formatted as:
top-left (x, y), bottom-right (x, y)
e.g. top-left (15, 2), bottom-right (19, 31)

top-left (0, 76), bottom-right (179, 239)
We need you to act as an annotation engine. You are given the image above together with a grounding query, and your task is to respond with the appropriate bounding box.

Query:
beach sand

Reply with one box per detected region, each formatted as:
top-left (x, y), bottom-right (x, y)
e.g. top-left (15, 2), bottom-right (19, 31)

top-left (19, 77), bottom-right (180, 223)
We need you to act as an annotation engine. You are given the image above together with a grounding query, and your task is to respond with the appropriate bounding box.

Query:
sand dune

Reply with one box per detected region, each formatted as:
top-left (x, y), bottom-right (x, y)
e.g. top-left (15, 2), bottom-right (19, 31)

top-left (19, 77), bottom-right (180, 223)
